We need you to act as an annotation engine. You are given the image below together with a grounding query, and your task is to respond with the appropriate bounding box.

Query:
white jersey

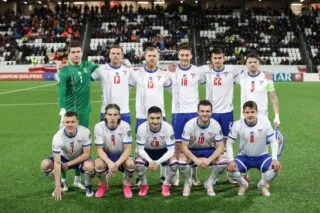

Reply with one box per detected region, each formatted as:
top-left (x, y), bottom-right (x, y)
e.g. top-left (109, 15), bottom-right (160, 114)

top-left (201, 65), bottom-right (240, 113)
top-left (91, 63), bottom-right (133, 113)
top-left (136, 121), bottom-right (175, 150)
top-left (94, 120), bottom-right (132, 155)
top-left (170, 64), bottom-right (205, 113)
top-left (237, 71), bottom-right (274, 116)
top-left (182, 117), bottom-right (224, 149)
top-left (228, 115), bottom-right (276, 157)
top-left (52, 125), bottom-right (92, 160)
top-left (131, 67), bottom-right (171, 119)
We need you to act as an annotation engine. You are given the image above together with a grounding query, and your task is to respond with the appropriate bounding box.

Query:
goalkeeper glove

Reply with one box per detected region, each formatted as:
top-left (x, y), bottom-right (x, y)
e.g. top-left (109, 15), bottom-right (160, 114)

top-left (59, 108), bottom-right (66, 129)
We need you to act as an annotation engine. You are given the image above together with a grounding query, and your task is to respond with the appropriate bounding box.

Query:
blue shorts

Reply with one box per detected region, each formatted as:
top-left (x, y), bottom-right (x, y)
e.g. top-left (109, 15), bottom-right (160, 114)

top-left (48, 155), bottom-right (84, 172)
top-left (172, 113), bottom-right (198, 141)
top-left (234, 154), bottom-right (272, 173)
top-left (100, 113), bottom-right (131, 125)
top-left (104, 153), bottom-right (126, 172)
top-left (190, 148), bottom-right (215, 166)
top-left (211, 111), bottom-right (234, 137)
top-left (140, 148), bottom-right (168, 166)
top-left (135, 117), bottom-right (166, 133)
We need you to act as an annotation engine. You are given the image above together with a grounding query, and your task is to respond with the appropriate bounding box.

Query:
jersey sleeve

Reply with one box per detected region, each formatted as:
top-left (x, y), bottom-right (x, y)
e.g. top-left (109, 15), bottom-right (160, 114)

top-left (197, 66), bottom-right (206, 84)
top-left (181, 122), bottom-right (192, 144)
top-left (94, 124), bottom-right (104, 147)
top-left (83, 128), bottom-right (92, 147)
top-left (166, 125), bottom-right (175, 148)
top-left (266, 119), bottom-right (276, 144)
top-left (214, 123), bottom-right (224, 143)
top-left (122, 124), bottom-right (132, 145)
top-left (52, 133), bottom-right (62, 154)
top-left (136, 126), bottom-right (146, 148)
top-left (91, 66), bottom-right (101, 81)
top-left (88, 62), bottom-right (99, 74)
top-left (228, 121), bottom-right (239, 143)
top-left (129, 70), bottom-right (137, 87)
top-left (163, 73), bottom-right (172, 88)
top-left (57, 68), bottom-right (68, 109)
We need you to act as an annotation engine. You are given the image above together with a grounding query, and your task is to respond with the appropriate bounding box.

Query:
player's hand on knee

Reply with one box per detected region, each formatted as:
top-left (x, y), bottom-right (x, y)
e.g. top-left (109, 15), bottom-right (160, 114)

top-left (203, 158), bottom-right (212, 168)
top-left (271, 160), bottom-right (281, 172)
top-left (54, 185), bottom-right (63, 201)
top-left (227, 160), bottom-right (237, 172)
top-left (61, 162), bottom-right (69, 171)
top-left (194, 158), bottom-right (203, 167)
top-left (149, 161), bottom-right (158, 171)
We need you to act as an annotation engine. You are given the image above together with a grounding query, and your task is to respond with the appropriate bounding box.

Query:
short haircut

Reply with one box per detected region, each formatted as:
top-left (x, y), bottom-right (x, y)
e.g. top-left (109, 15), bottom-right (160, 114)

top-left (65, 111), bottom-right (78, 119)
top-left (147, 106), bottom-right (162, 115)
top-left (145, 46), bottom-right (158, 54)
top-left (178, 43), bottom-right (192, 53)
top-left (68, 40), bottom-right (82, 53)
top-left (242, 101), bottom-right (258, 111)
top-left (105, 103), bottom-right (121, 114)
top-left (197, 100), bottom-right (212, 111)
top-left (211, 47), bottom-right (224, 56)
top-left (245, 52), bottom-right (261, 63)
top-left (110, 44), bottom-right (123, 53)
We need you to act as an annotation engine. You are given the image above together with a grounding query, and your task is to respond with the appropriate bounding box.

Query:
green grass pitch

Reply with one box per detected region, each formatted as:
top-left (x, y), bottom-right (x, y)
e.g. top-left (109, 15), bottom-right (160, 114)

top-left (0, 81), bottom-right (319, 213)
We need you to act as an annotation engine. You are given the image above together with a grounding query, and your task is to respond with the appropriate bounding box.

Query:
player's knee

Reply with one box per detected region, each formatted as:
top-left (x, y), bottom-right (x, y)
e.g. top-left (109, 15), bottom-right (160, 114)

top-left (124, 158), bottom-right (135, 171)
top-left (229, 171), bottom-right (242, 179)
top-left (41, 159), bottom-right (53, 171)
top-left (95, 158), bottom-right (106, 172)
top-left (135, 162), bottom-right (146, 177)
top-left (178, 162), bottom-right (189, 174)
top-left (168, 160), bottom-right (178, 172)
top-left (262, 169), bottom-right (277, 181)
top-left (83, 160), bottom-right (95, 174)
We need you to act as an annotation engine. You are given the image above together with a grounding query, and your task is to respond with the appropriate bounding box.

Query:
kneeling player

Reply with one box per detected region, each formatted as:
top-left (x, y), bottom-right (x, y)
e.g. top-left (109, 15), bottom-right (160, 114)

top-left (135, 106), bottom-right (177, 197)
top-left (180, 100), bottom-right (225, 196)
top-left (94, 104), bottom-right (135, 199)
top-left (226, 101), bottom-right (281, 196)
top-left (40, 111), bottom-right (95, 200)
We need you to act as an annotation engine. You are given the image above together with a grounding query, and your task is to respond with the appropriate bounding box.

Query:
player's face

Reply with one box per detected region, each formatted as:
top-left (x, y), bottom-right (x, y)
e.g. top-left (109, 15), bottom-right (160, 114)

top-left (68, 47), bottom-right (82, 65)
top-left (243, 107), bottom-right (258, 124)
top-left (246, 57), bottom-right (260, 73)
top-left (145, 50), bottom-right (158, 68)
top-left (64, 116), bottom-right (78, 135)
top-left (211, 53), bottom-right (225, 69)
top-left (148, 112), bottom-right (162, 132)
top-left (109, 48), bottom-right (123, 66)
top-left (198, 105), bottom-right (212, 124)
top-left (178, 49), bottom-right (192, 67)
top-left (105, 108), bottom-right (120, 129)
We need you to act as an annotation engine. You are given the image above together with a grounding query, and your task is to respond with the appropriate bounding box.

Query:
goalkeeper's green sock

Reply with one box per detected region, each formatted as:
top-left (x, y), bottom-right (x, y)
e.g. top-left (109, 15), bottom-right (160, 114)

top-left (61, 171), bottom-right (67, 179)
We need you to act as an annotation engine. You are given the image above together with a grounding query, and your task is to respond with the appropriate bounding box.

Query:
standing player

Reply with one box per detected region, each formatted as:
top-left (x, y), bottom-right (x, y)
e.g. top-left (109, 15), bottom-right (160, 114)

top-left (237, 52), bottom-right (280, 126)
top-left (91, 45), bottom-right (134, 123)
top-left (200, 48), bottom-right (240, 183)
top-left (57, 40), bottom-right (99, 190)
top-left (135, 106), bottom-right (177, 197)
top-left (226, 101), bottom-right (281, 196)
top-left (169, 43), bottom-right (205, 186)
top-left (180, 100), bottom-right (225, 196)
top-left (94, 104), bottom-right (135, 199)
top-left (130, 46), bottom-right (172, 133)
top-left (40, 112), bottom-right (95, 200)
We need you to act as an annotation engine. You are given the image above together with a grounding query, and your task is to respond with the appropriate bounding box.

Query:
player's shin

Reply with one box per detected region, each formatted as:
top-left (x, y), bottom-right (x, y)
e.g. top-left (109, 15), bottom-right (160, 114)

top-left (207, 165), bottom-right (224, 186)
top-left (164, 163), bottom-right (178, 185)
top-left (135, 164), bottom-right (148, 185)
top-left (260, 169), bottom-right (277, 186)
top-left (95, 169), bottom-right (108, 185)
top-left (124, 168), bottom-right (135, 185)
top-left (179, 162), bottom-right (191, 187)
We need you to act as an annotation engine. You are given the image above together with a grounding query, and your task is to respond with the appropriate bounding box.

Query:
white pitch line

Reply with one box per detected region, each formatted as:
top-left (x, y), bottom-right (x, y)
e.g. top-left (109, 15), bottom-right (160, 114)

top-left (0, 83), bottom-right (56, 95)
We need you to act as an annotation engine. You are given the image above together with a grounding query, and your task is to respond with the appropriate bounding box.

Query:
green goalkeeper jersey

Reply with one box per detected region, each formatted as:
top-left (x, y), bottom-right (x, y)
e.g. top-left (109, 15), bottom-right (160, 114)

top-left (58, 61), bottom-right (99, 114)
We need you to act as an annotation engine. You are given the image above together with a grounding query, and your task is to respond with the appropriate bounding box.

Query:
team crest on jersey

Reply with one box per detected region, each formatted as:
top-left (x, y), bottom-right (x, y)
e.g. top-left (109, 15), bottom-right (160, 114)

top-left (159, 135), bottom-right (165, 140)
top-left (83, 67), bottom-right (88, 73)
top-left (191, 73), bottom-right (195, 78)
top-left (118, 133), bottom-right (123, 137)
top-left (77, 139), bottom-right (82, 143)
top-left (208, 132), bottom-right (214, 137)
top-left (259, 80), bottom-right (264, 85)
top-left (224, 73), bottom-right (229, 77)
top-left (157, 75), bottom-right (162, 80)
top-left (123, 70), bottom-right (127, 75)
top-left (258, 129), bottom-right (263, 134)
